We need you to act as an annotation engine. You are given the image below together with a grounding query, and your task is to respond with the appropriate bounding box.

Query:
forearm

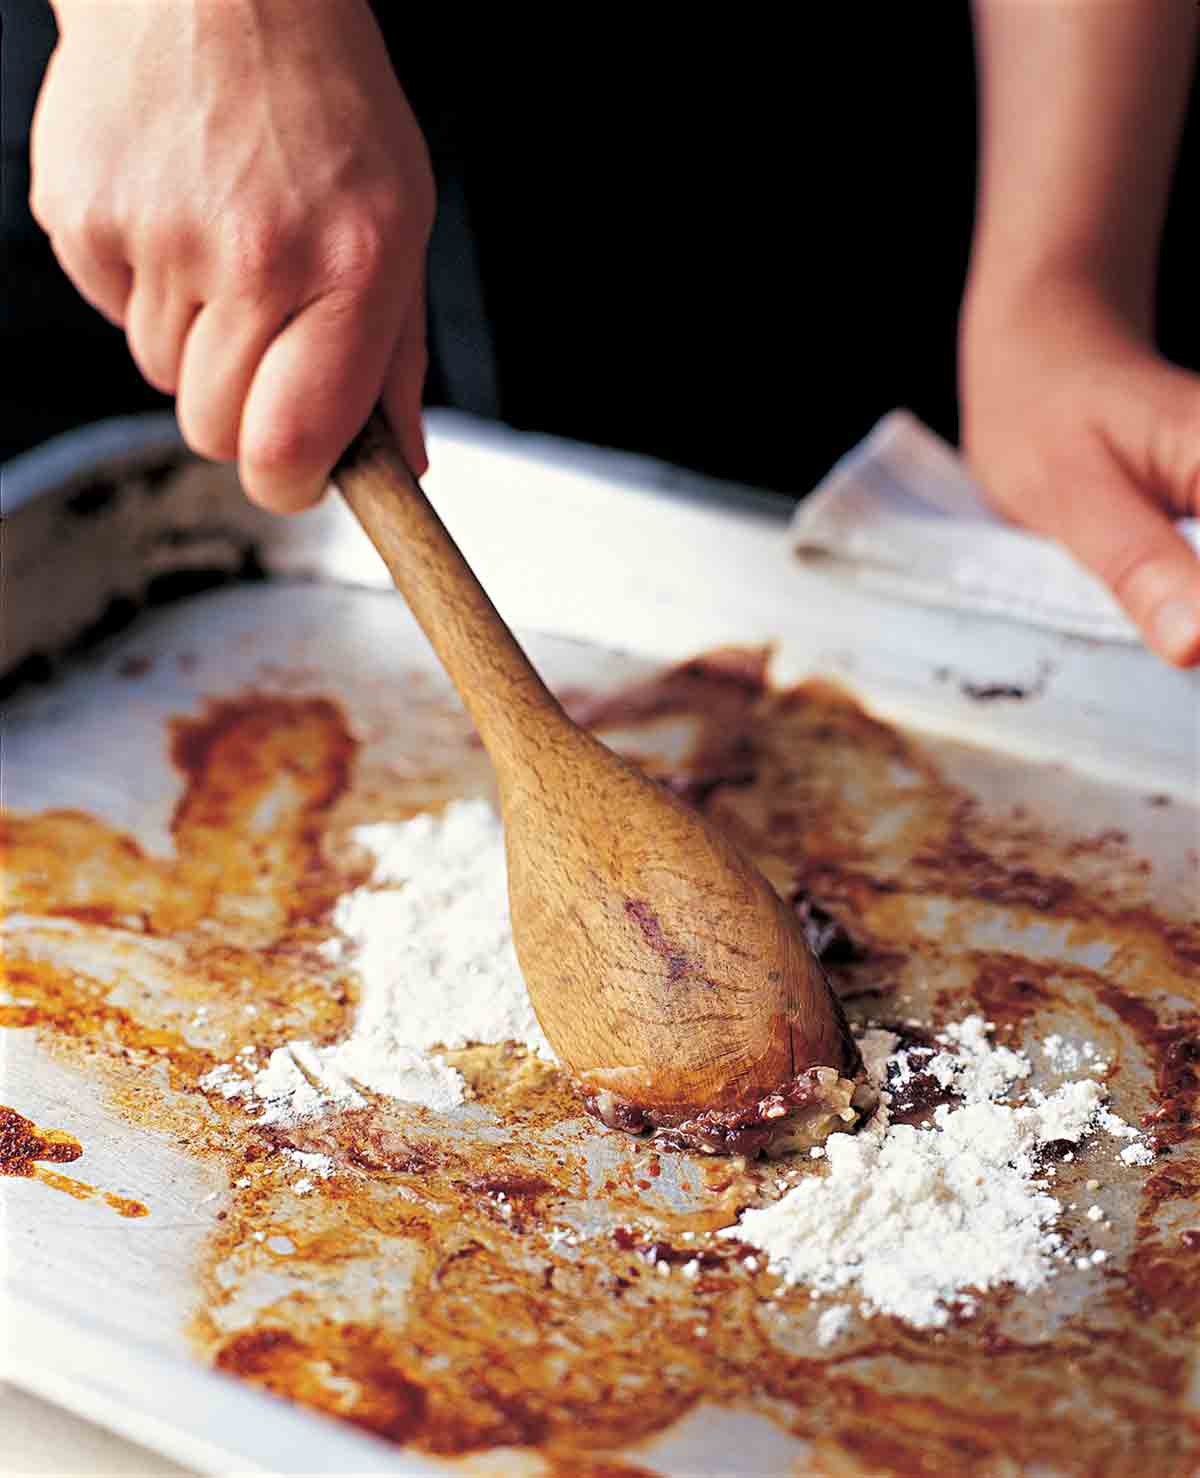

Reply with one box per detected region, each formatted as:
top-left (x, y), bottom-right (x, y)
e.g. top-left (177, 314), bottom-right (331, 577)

top-left (967, 0), bottom-right (1197, 331)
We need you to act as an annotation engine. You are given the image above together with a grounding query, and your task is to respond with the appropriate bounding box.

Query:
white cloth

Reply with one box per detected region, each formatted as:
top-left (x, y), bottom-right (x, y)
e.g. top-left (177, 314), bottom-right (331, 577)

top-left (791, 410), bottom-right (1200, 644)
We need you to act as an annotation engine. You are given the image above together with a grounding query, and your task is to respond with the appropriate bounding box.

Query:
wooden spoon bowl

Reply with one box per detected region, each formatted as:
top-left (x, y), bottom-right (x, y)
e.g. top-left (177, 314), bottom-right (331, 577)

top-left (335, 415), bottom-right (859, 1118)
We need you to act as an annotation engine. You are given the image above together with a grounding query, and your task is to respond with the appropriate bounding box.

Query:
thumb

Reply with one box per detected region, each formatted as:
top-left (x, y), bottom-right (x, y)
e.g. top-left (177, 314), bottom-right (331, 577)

top-left (1026, 428), bottom-right (1200, 666)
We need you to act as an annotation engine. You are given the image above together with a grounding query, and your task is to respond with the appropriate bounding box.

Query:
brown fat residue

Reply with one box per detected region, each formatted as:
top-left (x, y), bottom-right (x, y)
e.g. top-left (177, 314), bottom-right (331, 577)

top-left (566, 647), bottom-right (770, 730)
top-left (1095, 985), bottom-right (1200, 1148)
top-left (913, 824), bottom-right (1078, 913)
top-left (876, 1023), bottom-right (957, 1126)
top-left (570, 647), bottom-right (769, 813)
top-left (971, 957), bottom-right (1052, 1028)
top-left (0, 955), bottom-right (209, 1085)
top-left (0, 1104), bottom-right (82, 1175)
top-left (169, 693), bottom-right (359, 924)
top-left (215, 1325), bottom-right (428, 1445)
top-left (1128, 1160), bottom-right (1200, 1325)
top-left (5, 672), bottom-right (1200, 1474)
top-left (1, 694), bottom-right (363, 1085)
top-left (1146, 1026), bottom-right (1200, 1144)
top-left (0, 1105), bottom-right (148, 1216)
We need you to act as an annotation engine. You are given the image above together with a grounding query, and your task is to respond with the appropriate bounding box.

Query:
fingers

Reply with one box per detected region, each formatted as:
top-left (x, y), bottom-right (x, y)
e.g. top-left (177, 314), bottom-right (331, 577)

top-left (175, 297), bottom-right (291, 463)
top-left (380, 282), bottom-right (429, 478)
top-left (1021, 444), bottom-right (1200, 666)
top-left (1095, 513), bottom-right (1200, 667)
top-left (125, 279), bottom-right (200, 394)
top-left (237, 286), bottom-right (404, 511)
top-left (44, 225), bottom-right (133, 328)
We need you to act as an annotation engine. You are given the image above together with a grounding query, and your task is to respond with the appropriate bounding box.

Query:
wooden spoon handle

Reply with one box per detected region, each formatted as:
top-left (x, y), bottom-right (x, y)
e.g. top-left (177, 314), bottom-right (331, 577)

top-left (334, 412), bottom-right (566, 756)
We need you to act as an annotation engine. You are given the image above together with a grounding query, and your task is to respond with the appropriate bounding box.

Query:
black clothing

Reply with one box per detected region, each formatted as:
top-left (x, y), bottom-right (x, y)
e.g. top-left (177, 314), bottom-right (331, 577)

top-left (4, 5), bottom-right (1198, 497)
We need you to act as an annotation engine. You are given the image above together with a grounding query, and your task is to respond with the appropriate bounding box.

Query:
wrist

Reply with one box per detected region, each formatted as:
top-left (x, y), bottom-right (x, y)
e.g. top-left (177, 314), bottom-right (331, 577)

top-left (963, 218), bottom-right (1159, 343)
top-left (960, 252), bottom-right (1153, 368)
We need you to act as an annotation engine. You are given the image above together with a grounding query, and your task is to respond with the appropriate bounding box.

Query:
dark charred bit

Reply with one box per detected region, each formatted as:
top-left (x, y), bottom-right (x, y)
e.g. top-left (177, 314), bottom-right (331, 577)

top-left (790, 889), bottom-right (861, 965)
top-left (961, 682), bottom-right (1030, 703)
top-left (1036, 1139), bottom-right (1081, 1165)
top-left (583, 1094), bottom-right (650, 1135)
top-left (959, 661), bottom-right (1053, 703)
top-left (583, 1065), bottom-right (866, 1159)
top-left (611, 1227), bottom-right (725, 1270)
top-left (879, 1024), bottom-right (955, 1125)
top-left (117, 654), bottom-right (154, 679)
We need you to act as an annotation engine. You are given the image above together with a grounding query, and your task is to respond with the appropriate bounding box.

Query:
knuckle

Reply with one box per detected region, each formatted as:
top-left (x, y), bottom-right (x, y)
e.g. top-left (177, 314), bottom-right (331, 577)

top-left (225, 213), bottom-right (301, 289)
top-left (243, 416), bottom-right (326, 476)
top-left (324, 211), bottom-right (390, 284)
top-left (76, 210), bottom-right (116, 258)
top-left (139, 214), bottom-right (198, 268)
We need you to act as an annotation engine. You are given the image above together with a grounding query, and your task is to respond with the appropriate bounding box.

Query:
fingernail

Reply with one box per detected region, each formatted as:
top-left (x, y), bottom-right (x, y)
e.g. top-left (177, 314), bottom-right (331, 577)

top-left (1153, 600), bottom-right (1200, 663)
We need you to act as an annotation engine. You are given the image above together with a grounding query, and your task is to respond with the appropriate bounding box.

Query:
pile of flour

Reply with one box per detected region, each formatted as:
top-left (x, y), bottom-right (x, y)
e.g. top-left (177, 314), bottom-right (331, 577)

top-left (727, 1017), bottom-right (1154, 1331)
top-left (201, 799), bottom-right (552, 1121)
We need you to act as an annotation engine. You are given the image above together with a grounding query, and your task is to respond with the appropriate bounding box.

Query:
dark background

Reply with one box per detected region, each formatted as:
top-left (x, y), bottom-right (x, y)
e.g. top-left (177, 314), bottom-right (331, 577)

top-left (3, 6), bottom-right (1198, 496)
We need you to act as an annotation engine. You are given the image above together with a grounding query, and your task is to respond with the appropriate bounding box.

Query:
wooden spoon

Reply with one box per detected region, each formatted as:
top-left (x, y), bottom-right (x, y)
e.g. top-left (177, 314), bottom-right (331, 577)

top-left (335, 414), bottom-right (859, 1117)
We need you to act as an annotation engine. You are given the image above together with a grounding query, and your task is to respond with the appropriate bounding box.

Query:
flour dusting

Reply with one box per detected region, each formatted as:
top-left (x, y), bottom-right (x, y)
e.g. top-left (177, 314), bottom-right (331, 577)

top-left (201, 799), bottom-right (551, 1118)
top-left (727, 1017), bottom-right (1153, 1330)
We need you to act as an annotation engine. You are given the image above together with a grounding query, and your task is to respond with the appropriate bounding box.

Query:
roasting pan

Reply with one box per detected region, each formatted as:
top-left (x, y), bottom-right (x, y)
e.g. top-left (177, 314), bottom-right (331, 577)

top-left (3, 410), bottom-right (1197, 1476)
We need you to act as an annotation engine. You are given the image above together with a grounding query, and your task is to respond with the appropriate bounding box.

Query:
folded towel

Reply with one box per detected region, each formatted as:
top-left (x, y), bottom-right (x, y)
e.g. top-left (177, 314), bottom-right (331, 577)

top-left (791, 411), bottom-right (1200, 644)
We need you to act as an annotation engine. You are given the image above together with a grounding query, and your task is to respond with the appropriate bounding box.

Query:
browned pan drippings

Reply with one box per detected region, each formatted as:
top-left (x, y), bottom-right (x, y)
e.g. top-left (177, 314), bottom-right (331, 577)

top-left (2, 652), bottom-right (1198, 1476)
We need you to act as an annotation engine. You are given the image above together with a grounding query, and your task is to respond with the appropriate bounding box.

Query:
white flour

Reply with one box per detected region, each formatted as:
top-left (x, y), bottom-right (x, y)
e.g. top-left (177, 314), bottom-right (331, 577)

top-left (202, 799), bottom-right (552, 1120)
top-left (728, 1017), bottom-right (1153, 1330)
